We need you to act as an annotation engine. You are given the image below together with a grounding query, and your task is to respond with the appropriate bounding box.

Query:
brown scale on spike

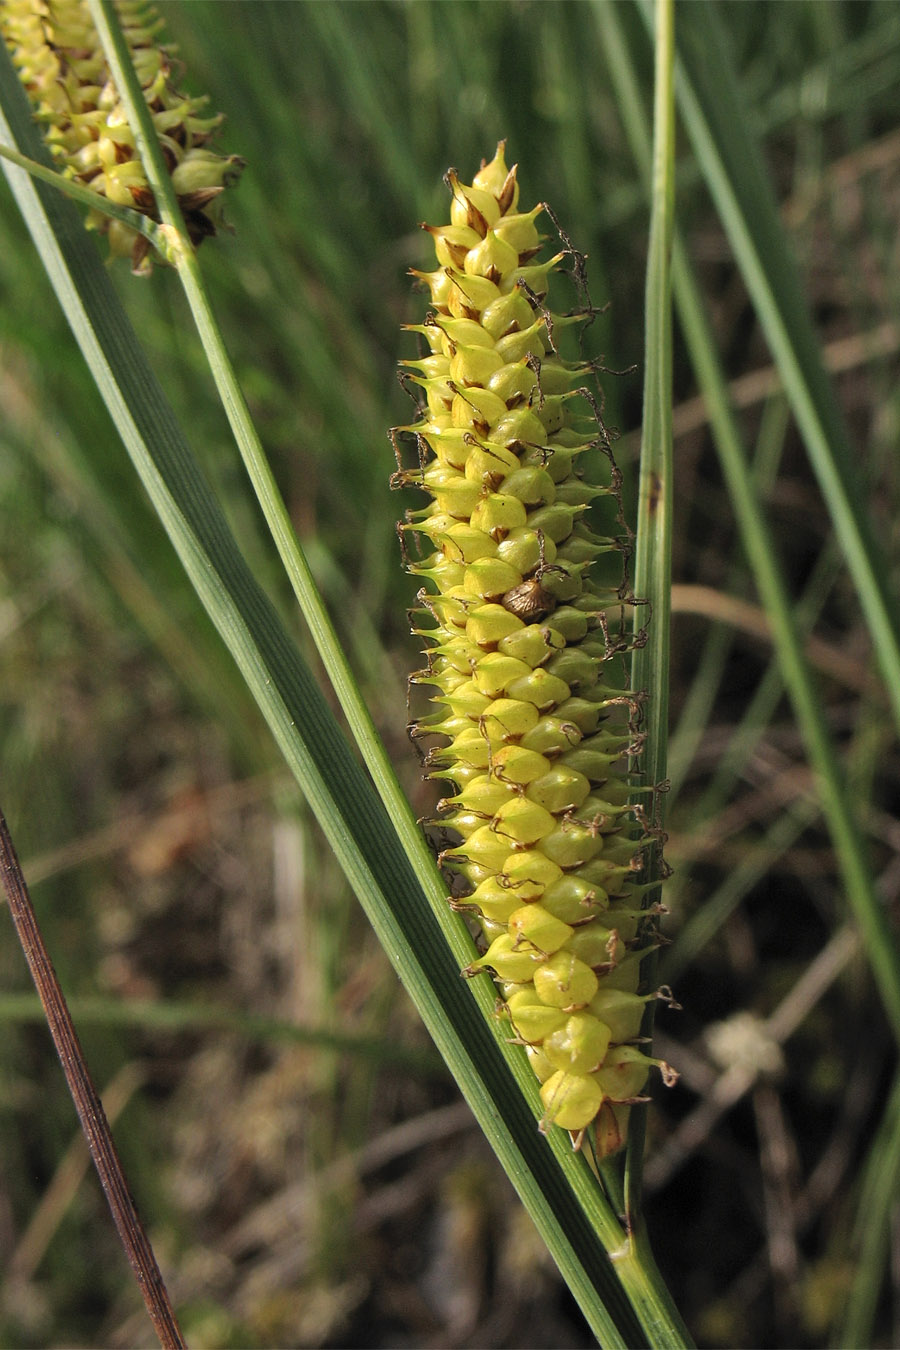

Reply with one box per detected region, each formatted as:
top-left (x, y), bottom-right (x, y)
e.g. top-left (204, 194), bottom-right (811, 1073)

top-left (391, 144), bottom-right (675, 1154)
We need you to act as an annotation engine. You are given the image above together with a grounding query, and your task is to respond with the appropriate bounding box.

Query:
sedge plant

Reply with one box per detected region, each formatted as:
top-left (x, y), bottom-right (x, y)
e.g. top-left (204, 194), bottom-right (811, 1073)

top-left (0, 0), bottom-right (688, 1344)
top-left (2, 1), bottom-right (898, 1347)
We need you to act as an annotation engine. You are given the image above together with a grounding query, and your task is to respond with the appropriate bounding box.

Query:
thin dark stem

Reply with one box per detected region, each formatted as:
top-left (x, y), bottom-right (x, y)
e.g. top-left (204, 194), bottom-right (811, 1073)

top-left (0, 804), bottom-right (185, 1350)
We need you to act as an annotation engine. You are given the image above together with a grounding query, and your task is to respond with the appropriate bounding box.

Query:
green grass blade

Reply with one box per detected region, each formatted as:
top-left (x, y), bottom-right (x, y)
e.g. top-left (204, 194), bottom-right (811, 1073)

top-left (621, 0), bottom-right (676, 1217)
top-left (666, 231), bottom-right (900, 1047)
top-left (0, 35), bottom-right (688, 1349)
top-left (631, 0), bottom-right (675, 808)
top-left (672, 3), bottom-right (900, 735)
top-left (0, 139), bottom-right (161, 246)
top-left (612, 0), bottom-right (900, 1049)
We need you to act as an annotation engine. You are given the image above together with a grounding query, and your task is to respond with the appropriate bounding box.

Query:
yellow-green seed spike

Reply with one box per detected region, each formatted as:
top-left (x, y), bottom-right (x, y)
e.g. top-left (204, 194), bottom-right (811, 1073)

top-left (393, 145), bottom-right (675, 1157)
top-left (0, 0), bottom-right (244, 273)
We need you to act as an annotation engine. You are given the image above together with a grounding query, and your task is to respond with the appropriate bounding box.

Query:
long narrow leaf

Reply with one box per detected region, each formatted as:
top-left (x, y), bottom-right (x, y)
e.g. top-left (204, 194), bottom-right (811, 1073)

top-left (616, 0), bottom-right (900, 1049)
top-left (672, 3), bottom-right (900, 735)
top-left (624, 0), bottom-right (675, 1219)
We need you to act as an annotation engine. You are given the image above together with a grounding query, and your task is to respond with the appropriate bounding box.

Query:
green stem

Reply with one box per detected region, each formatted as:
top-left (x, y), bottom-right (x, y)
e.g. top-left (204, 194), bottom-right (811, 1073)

top-left (631, 0), bottom-right (675, 781)
top-left (622, 0), bottom-right (676, 1219)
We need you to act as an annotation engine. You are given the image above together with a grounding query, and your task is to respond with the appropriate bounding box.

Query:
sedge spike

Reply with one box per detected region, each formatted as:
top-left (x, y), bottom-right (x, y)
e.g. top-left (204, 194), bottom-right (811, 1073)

top-left (0, 0), bottom-right (245, 272)
top-left (393, 144), bottom-right (675, 1156)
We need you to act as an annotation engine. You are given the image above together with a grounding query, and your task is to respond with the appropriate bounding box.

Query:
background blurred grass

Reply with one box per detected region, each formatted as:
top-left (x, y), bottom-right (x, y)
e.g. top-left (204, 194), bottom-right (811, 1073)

top-left (0, 1), bottom-right (899, 1346)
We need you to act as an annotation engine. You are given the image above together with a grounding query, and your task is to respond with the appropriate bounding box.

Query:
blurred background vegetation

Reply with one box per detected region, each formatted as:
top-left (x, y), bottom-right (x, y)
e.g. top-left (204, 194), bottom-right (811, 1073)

top-left (0, 1), bottom-right (899, 1345)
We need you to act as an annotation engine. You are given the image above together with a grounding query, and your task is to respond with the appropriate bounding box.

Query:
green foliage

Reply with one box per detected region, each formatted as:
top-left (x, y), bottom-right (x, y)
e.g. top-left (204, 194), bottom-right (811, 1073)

top-left (0, 2), bottom-right (898, 1346)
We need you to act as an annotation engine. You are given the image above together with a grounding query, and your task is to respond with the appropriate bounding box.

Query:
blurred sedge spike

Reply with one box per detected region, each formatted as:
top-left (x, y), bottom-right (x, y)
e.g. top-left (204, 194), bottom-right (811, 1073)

top-left (0, 0), bottom-right (245, 272)
top-left (393, 144), bottom-right (676, 1156)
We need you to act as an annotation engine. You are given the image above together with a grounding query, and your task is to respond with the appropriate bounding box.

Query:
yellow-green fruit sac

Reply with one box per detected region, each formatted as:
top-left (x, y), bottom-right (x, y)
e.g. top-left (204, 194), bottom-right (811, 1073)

top-left (0, 0), bottom-right (244, 272)
top-left (393, 144), bottom-right (674, 1156)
